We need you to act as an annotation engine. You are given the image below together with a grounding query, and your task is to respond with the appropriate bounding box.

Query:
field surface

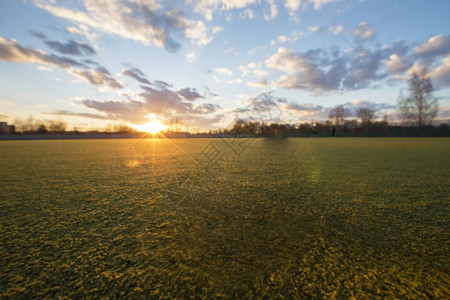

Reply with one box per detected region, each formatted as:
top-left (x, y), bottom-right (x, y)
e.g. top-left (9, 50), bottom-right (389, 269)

top-left (0, 138), bottom-right (449, 298)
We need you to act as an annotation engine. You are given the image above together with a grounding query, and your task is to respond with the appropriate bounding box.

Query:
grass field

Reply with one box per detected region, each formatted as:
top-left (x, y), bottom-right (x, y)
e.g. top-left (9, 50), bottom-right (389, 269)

top-left (0, 137), bottom-right (449, 298)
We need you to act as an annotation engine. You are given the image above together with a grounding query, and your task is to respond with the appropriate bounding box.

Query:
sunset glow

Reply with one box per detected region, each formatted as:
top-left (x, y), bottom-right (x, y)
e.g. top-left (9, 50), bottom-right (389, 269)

top-left (136, 121), bottom-right (167, 134)
top-left (1, 0), bottom-right (449, 131)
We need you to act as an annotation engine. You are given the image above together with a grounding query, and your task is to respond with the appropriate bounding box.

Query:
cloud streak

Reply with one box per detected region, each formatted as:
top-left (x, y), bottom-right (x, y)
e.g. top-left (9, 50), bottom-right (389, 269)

top-left (33, 0), bottom-right (212, 52)
top-left (0, 37), bottom-right (121, 88)
top-left (44, 40), bottom-right (96, 56)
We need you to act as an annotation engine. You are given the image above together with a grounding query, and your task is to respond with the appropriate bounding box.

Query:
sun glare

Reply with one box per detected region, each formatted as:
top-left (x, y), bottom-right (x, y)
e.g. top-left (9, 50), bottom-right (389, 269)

top-left (137, 121), bottom-right (167, 134)
top-left (141, 121), bottom-right (168, 134)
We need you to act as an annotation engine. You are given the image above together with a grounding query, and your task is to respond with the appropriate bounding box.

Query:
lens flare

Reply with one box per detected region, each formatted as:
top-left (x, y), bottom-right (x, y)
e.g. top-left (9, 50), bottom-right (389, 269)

top-left (136, 121), bottom-right (167, 134)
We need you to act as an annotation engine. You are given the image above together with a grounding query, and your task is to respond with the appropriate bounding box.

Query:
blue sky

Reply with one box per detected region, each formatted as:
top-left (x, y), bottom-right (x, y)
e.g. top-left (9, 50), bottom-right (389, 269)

top-left (1, 0), bottom-right (450, 131)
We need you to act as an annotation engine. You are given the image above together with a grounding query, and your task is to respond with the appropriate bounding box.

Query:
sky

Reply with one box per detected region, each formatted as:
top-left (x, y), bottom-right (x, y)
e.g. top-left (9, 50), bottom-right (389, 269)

top-left (1, 0), bottom-right (450, 131)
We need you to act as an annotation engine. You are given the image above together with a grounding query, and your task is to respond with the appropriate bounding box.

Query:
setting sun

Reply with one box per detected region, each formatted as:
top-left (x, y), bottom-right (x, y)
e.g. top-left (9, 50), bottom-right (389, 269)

top-left (136, 121), bottom-right (167, 134)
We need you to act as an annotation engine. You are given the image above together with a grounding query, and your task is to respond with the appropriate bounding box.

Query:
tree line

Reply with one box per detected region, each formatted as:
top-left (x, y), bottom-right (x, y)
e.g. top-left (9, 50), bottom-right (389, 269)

top-left (219, 71), bottom-right (446, 138)
top-left (5, 71), bottom-right (447, 137)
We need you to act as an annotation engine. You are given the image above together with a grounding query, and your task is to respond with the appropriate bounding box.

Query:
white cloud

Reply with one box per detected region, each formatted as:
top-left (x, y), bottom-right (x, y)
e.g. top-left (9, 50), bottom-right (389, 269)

top-left (247, 80), bottom-right (268, 88)
top-left (66, 24), bottom-right (100, 49)
top-left (271, 31), bottom-right (303, 46)
top-left (247, 46), bottom-right (265, 55)
top-left (264, 0), bottom-right (278, 21)
top-left (212, 26), bottom-right (224, 34)
top-left (239, 62), bottom-right (262, 77)
top-left (285, 0), bottom-right (301, 16)
top-left (213, 67), bottom-right (233, 76)
top-left (266, 47), bottom-right (302, 74)
top-left (254, 69), bottom-right (270, 78)
top-left (265, 44), bottom-right (404, 94)
top-left (309, 0), bottom-right (339, 10)
top-left (213, 75), bottom-right (242, 84)
top-left (384, 54), bottom-right (412, 74)
top-left (428, 54), bottom-right (450, 88)
top-left (240, 9), bottom-right (255, 19)
top-left (308, 26), bottom-right (321, 33)
top-left (328, 25), bottom-right (344, 35)
top-left (223, 47), bottom-right (239, 55)
top-left (33, 0), bottom-right (212, 52)
top-left (414, 35), bottom-right (450, 59)
top-left (407, 63), bottom-right (428, 77)
top-left (178, 18), bottom-right (212, 47)
top-left (186, 52), bottom-right (197, 62)
top-left (352, 22), bottom-right (375, 41)
top-left (188, 0), bottom-right (258, 21)
top-left (37, 65), bottom-right (54, 72)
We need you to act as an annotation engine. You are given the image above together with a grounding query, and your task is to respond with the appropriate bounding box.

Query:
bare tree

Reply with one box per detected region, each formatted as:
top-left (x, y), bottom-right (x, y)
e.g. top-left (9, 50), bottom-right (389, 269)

top-left (37, 124), bottom-right (48, 134)
top-left (21, 115), bottom-right (37, 132)
top-left (48, 119), bottom-right (67, 133)
top-left (357, 108), bottom-right (375, 136)
top-left (398, 71), bottom-right (438, 133)
top-left (328, 105), bottom-right (349, 136)
top-left (382, 113), bottom-right (389, 137)
top-left (113, 123), bottom-right (136, 133)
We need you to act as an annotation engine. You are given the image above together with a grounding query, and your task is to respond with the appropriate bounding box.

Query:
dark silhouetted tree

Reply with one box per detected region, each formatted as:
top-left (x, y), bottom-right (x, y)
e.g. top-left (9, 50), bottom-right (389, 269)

top-left (398, 71), bottom-right (438, 134)
top-left (48, 119), bottom-right (67, 133)
top-left (37, 124), bottom-right (48, 134)
top-left (357, 108), bottom-right (375, 136)
top-left (328, 105), bottom-right (349, 136)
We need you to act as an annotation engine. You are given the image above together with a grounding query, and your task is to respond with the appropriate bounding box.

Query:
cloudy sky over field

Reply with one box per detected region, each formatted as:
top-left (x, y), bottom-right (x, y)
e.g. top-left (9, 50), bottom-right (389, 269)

top-left (1, 0), bottom-right (450, 130)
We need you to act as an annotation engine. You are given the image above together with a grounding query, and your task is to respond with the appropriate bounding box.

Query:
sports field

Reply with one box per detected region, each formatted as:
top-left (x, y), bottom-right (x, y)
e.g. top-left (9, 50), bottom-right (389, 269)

top-left (0, 138), bottom-right (449, 298)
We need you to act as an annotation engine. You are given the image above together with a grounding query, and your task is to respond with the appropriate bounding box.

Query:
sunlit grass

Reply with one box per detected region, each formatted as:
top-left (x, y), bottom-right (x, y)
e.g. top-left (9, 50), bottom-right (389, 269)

top-left (0, 138), bottom-right (449, 298)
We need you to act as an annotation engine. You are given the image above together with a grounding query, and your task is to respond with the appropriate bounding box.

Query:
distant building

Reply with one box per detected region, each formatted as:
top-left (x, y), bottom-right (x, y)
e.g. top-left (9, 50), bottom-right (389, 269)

top-left (0, 122), bottom-right (15, 134)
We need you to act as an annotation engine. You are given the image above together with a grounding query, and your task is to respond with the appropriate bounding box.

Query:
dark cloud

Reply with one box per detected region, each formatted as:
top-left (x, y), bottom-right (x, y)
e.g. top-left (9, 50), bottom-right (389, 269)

top-left (349, 99), bottom-right (397, 112)
top-left (266, 47), bottom-right (348, 94)
top-left (30, 30), bottom-right (47, 39)
top-left (279, 99), bottom-right (397, 122)
top-left (153, 80), bottom-right (172, 89)
top-left (265, 40), bottom-right (429, 94)
top-left (195, 103), bottom-right (219, 114)
top-left (78, 83), bottom-right (221, 125)
top-left (177, 114), bottom-right (224, 128)
top-left (45, 39), bottom-right (96, 56)
top-left (135, 4), bottom-right (183, 52)
top-left (178, 87), bottom-right (204, 101)
top-left (82, 99), bottom-right (146, 123)
top-left (263, 32), bottom-right (450, 95)
top-left (83, 59), bottom-right (99, 66)
top-left (203, 85), bottom-right (218, 97)
top-left (72, 67), bottom-right (123, 89)
top-left (138, 85), bottom-right (194, 114)
top-left (0, 37), bottom-right (121, 89)
top-left (342, 48), bottom-right (386, 90)
top-left (30, 30), bottom-right (96, 56)
top-left (0, 37), bottom-right (85, 68)
top-left (285, 103), bottom-right (323, 111)
top-left (123, 68), bottom-right (152, 85)
top-left (46, 110), bottom-right (110, 120)
top-left (232, 92), bottom-right (283, 122)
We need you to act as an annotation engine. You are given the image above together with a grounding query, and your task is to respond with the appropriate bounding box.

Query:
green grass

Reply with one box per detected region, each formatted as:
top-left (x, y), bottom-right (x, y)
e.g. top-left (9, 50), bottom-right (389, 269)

top-left (0, 138), bottom-right (449, 298)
